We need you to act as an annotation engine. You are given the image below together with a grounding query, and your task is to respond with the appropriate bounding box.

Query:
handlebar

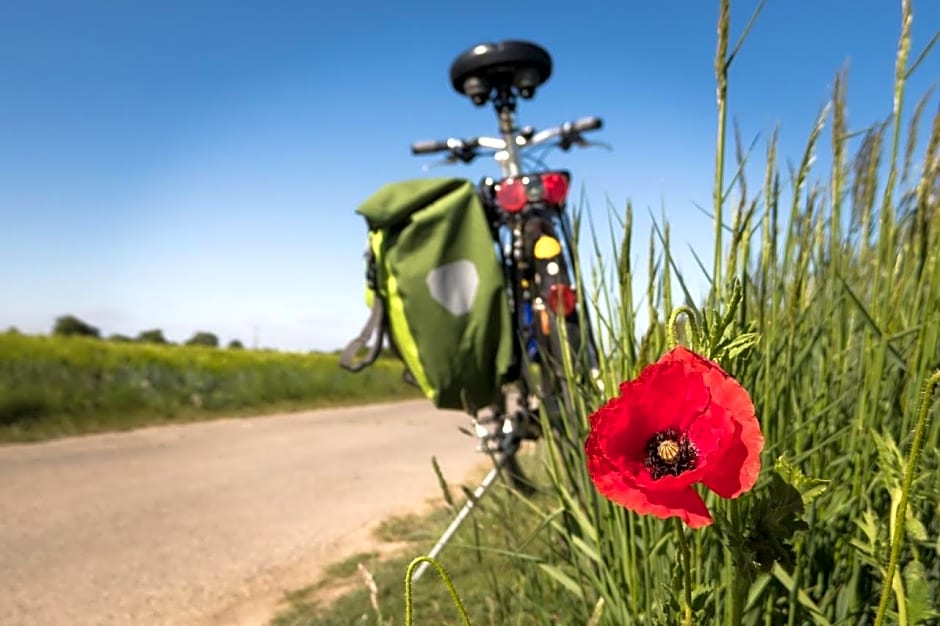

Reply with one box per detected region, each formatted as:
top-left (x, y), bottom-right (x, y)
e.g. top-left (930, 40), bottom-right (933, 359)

top-left (410, 115), bottom-right (603, 157)
top-left (411, 139), bottom-right (450, 155)
top-left (573, 116), bottom-right (602, 132)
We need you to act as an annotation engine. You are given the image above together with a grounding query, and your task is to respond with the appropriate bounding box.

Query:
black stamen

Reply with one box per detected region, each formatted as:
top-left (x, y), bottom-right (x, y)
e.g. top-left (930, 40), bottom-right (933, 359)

top-left (644, 428), bottom-right (698, 479)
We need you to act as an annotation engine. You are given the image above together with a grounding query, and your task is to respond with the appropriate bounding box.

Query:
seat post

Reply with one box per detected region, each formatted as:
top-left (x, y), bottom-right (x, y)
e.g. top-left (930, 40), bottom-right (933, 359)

top-left (493, 86), bottom-right (521, 178)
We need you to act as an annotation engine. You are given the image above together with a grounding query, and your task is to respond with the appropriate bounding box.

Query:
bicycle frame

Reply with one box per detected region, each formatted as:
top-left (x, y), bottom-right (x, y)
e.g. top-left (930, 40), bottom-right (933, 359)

top-left (410, 94), bottom-right (606, 583)
top-left (415, 93), bottom-right (605, 448)
top-left (408, 40), bottom-right (608, 582)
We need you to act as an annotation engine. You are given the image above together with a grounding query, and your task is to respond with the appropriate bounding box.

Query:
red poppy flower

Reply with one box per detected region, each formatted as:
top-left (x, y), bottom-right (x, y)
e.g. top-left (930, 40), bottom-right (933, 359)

top-left (585, 345), bottom-right (763, 528)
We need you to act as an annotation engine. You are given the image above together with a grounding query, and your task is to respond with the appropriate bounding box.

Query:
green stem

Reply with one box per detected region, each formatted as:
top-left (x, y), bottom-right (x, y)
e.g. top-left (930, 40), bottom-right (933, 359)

top-left (729, 571), bottom-right (746, 626)
top-left (675, 518), bottom-right (694, 626)
top-left (878, 0), bottom-right (912, 235)
top-left (873, 370), bottom-right (940, 626)
top-left (405, 556), bottom-right (472, 626)
top-left (713, 0), bottom-right (730, 302)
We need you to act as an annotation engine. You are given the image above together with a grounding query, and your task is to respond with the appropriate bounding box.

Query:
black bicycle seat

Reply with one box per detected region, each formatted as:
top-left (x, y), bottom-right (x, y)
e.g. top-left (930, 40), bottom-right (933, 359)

top-left (449, 40), bottom-right (553, 105)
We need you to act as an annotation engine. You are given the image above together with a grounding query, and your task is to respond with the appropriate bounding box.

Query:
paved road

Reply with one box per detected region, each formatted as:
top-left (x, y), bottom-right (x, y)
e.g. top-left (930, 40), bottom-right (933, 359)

top-left (0, 401), bottom-right (487, 626)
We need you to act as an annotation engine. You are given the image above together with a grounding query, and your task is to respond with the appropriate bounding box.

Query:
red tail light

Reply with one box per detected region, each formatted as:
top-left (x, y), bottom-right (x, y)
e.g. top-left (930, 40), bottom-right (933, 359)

top-left (495, 177), bottom-right (527, 213)
top-left (547, 283), bottom-right (577, 316)
top-left (496, 172), bottom-right (568, 212)
top-left (541, 172), bottom-right (569, 204)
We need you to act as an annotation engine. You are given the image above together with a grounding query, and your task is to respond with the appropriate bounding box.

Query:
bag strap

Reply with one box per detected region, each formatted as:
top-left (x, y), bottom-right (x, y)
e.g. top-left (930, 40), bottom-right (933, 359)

top-left (339, 248), bottom-right (386, 372)
top-left (339, 295), bottom-right (386, 372)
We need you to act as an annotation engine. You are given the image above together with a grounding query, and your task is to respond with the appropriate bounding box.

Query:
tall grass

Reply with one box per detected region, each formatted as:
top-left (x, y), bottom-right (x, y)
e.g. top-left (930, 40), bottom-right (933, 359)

top-left (495, 0), bottom-right (940, 624)
top-left (0, 332), bottom-right (420, 442)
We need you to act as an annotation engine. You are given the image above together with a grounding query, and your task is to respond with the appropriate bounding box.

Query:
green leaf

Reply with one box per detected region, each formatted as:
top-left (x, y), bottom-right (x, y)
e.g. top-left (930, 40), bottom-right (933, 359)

top-left (570, 535), bottom-right (601, 564)
top-left (773, 456), bottom-right (830, 505)
top-left (905, 515), bottom-right (928, 542)
top-left (849, 510), bottom-right (884, 570)
top-left (537, 563), bottom-right (584, 601)
top-left (553, 485), bottom-right (598, 545)
top-left (430, 455), bottom-right (455, 510)
top-left (771, 563), bottom-right (833, 626)
top-left (736, 470), bottom-right (812, 574)
top-left (855, 510), bottom-right (881, 549)
top-left (870, 430), bottom-right (905, 490)
top-left (713, 330), bottom-right (761, 362)
top-left (903, 560), bottom-right (939, 624)
top-left (586, 596), bottom-right (605, 626)
top-left (691, 584), bottom-right (716, 623)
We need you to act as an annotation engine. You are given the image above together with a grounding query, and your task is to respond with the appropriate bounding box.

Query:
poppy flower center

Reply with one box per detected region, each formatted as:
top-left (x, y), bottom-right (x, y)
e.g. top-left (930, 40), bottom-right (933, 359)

top-left (644, 429), bottom-right (698, 479)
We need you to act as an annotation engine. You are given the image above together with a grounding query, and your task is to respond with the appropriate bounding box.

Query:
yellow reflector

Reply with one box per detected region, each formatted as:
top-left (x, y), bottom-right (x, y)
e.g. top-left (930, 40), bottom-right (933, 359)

top-left (533, 236), bottom-right (562, 259)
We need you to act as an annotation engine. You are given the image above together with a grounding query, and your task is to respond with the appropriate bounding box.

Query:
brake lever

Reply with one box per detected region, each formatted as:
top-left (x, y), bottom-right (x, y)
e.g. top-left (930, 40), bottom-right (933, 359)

top-left (576, 138), bottom-right (613, 151)
top-left (555, 129), bottom-right (611, 152)
top-left (421, 154), bottom-right (459, 171)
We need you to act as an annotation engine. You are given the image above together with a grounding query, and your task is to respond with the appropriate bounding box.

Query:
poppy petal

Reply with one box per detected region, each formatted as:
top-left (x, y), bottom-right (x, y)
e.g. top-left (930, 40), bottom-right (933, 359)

top-left (630, 464), bottom-right (705, 490)
top-left (703, 416), bottom-right (763, 497)
top-left (644, 486), bottom-right (714, 528)
top-left (629, 358), bottom-right (711, 434)
top-left (700, 369), bottom-right (763, 497)
top-left (587, 395), bottom-right (649, 469)
top-left (683, 393), bottom-right (731, 462)
top-left (586, 440), bottom-right (713, 529)
top-left (600, 478), bottom-right (713, 529)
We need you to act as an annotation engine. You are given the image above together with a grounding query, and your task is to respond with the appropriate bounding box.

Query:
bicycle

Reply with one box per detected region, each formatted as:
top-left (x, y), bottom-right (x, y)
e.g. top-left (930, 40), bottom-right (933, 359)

top-left (407, 40), bottom-right (609, 488)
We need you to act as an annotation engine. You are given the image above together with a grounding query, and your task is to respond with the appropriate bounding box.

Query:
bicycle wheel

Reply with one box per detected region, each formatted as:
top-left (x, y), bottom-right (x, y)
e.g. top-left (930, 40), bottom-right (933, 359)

top-left (521, 212), bottom-right (597, 422)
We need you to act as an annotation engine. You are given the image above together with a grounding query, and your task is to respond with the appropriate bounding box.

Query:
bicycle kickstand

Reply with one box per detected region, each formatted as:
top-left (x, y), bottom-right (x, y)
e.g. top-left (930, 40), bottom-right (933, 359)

top-left (410, 448), bottom-right (512, 582)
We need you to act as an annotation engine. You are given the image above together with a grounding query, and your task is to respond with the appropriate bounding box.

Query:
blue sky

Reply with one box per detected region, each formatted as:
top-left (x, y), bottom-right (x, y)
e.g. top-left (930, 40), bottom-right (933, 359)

top-left (2, 0), bottom-right (938, 351)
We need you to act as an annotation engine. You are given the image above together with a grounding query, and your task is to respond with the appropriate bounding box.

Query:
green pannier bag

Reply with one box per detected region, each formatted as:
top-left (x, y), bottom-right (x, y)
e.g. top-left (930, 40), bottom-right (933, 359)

top-left (339, 177), bottom-right (514, 413)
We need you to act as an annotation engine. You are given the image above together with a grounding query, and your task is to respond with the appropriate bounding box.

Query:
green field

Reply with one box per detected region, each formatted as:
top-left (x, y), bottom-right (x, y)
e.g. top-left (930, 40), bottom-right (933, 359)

top-left (0, 332), bottom-right (421, 442)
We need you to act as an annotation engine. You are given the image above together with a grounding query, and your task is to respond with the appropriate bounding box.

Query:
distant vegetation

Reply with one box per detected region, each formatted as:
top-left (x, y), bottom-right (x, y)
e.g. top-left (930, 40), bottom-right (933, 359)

top-left (52, 314), bottom-right (100, 339)
top-left (50, 314), bottom-right (239, 349)
top-left (184, 331), bottom-right (220, 348)
top-left (0, 322), bottom-right (420, 442)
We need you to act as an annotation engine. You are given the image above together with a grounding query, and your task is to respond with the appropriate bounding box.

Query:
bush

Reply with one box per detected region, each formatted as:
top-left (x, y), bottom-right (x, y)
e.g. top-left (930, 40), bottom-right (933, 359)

top-left (53, 315), bottom-right (99, 338)
top-left (137, 329), bottom-right (169, 344)
top-left (185, 332), bottom-right (219, 348)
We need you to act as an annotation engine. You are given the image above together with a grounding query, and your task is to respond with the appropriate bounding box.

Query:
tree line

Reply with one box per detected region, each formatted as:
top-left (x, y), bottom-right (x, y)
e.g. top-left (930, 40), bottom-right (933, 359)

top-left (49, 314), bottom-right (245, 349)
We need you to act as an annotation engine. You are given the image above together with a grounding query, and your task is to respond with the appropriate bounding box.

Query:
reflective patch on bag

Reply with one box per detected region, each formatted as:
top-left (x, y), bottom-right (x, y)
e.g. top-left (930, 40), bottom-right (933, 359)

top-left (426, 260), bottom-right (480, 316)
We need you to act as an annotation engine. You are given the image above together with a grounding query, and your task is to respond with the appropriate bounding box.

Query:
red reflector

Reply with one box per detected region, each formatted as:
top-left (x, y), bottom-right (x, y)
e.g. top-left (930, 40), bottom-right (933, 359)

top-left (547, 283), bottom-right (577, 316)
top-left (496, 177), bottom-right (527, 213)
top-left (541, 172), bottom-right (569, 204)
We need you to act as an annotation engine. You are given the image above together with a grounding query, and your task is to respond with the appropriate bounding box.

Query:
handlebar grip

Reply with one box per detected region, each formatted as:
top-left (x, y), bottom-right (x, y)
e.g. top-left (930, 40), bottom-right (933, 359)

top-left (572, 116), bottom-right (603, 132)
top-left (411, 139), bottom-right (450, 155)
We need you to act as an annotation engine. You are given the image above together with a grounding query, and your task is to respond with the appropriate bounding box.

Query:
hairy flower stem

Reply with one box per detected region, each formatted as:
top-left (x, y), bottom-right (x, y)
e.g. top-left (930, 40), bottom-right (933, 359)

top-left (873, 370), bottom-right (940, 626)
top-left (726, 499), bottom-right (747, 626)
top-left (667, 306), bottom-right (702, 352)
top-left (729, 576), bottom-right (747, 626)
top-left (674, 518), bottom-right (694, 625)
top-left (404, 556), bottom-right (471, 626)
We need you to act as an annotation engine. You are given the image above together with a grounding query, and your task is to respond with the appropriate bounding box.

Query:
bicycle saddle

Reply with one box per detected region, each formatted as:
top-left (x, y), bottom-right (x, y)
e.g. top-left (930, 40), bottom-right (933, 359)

top-left (449, 40), bottom-right (553, 105)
